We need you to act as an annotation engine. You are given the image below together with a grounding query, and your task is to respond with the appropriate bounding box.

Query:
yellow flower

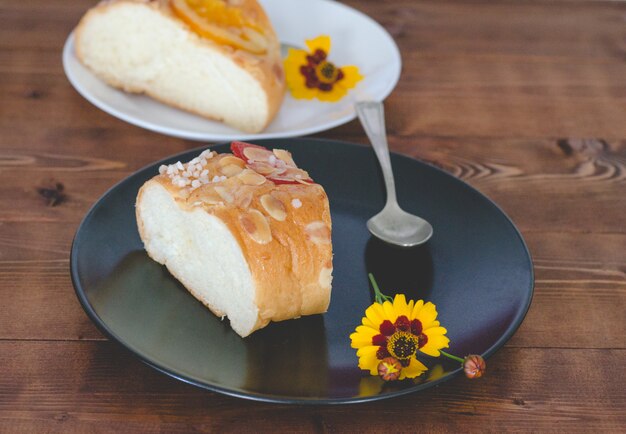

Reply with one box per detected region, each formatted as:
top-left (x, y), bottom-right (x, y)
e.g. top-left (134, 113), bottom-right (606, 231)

top-left (283, 35), bottom-right (363, 102)
top-left (350, 294), bottom-right (450, 380)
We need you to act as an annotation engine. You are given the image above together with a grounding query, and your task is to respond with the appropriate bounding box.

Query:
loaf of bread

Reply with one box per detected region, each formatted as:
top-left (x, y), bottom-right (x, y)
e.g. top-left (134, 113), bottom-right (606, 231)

top-left (74, 0), bottom-right (286, 133)
top-left (136, 142), bottom-right (333, 337)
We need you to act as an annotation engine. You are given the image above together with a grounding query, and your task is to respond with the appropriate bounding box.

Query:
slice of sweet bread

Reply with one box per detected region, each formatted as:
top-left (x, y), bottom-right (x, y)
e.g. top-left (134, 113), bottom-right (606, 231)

top-left (75, 0), bottom-right (285, 133)
top-left (136, 142), bottom-right (333, 337)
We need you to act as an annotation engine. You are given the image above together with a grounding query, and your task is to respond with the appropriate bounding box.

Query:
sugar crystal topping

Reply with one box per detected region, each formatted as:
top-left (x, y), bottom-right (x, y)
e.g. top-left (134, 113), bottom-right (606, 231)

top-left (159, 150), bottom-right (216, 192)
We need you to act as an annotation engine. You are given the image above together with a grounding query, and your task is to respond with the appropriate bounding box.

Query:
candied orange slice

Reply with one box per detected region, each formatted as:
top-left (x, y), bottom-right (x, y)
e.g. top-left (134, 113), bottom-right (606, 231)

top-left (170, 0), bottom-right (270, 54)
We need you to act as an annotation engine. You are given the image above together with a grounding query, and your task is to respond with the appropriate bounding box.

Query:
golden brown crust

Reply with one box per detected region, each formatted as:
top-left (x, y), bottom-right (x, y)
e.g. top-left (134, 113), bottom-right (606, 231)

top-left (74, 0), bottom-right (285, 132)
top-left (136, 150), bottom-right (333, 335)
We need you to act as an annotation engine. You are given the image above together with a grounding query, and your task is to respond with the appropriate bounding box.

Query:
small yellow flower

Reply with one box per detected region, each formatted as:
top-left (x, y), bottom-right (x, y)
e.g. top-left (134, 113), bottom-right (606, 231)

top-left (284, 35), bottom-right (363, 102)
top-left (350, 294), bottom-right (450, 380)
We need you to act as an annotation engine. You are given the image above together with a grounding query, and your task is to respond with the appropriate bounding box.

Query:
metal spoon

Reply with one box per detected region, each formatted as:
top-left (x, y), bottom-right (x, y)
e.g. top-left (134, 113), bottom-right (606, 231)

top-left (355, 101), bottom-right (434, 247)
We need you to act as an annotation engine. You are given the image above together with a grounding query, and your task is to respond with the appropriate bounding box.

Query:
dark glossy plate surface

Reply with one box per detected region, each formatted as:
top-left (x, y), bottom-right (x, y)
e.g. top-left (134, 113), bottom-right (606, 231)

top-left (70, 139), bottom-right (533, 404)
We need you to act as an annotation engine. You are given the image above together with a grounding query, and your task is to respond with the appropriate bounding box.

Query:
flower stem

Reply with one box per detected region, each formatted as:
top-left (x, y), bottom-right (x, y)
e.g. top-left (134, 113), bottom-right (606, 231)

top-left (368, 273), bottom-right (393, 304)
top-left (440, 350), bottom-right (465, 364)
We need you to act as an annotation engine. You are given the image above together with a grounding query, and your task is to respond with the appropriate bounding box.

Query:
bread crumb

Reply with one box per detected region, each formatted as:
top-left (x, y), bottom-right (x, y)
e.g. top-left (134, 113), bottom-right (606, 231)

top-left (291, 198), bottom-right (302, 208)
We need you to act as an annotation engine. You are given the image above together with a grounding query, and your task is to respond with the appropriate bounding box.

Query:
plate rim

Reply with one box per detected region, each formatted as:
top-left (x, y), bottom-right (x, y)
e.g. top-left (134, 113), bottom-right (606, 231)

top-left (61, 0), bottom-right (402, 141)
top-left (70, 138), bottom-right (534, 405)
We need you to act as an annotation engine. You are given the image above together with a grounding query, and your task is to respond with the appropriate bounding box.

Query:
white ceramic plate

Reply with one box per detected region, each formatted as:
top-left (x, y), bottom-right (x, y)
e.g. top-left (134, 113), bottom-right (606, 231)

top-left (62, 0), bottom-right (402, 141)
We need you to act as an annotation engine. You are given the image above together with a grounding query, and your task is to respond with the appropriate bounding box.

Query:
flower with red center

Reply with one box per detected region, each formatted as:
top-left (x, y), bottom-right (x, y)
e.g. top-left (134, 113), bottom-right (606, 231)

top-left (283, 35), bottom-right (363, 102)
top-left (350, 292), bottom-right (450, 380)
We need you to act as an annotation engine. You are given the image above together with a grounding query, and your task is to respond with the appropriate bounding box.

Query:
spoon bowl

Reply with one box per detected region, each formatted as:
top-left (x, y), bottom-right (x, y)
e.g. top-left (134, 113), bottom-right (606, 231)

top-left (367, 204), bottom-right (433, 247)
top-left (356, 101), bottom-right (434, 247)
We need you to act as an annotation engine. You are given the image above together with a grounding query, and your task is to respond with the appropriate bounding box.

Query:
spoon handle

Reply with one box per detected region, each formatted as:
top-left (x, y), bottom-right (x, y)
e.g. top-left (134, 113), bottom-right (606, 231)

top-left (356, 101), bottom-right (398, 207)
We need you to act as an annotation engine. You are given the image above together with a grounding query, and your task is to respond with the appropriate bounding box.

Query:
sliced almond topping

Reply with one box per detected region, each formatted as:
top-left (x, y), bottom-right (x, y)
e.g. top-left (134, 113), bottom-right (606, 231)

top-left (260, 193), bottom-right (287, 221)
top-left (221, 175), bottom-right (242, 189)
top-left (214, 186), bottom-right (235, 204)
top-left (178, 188), bottom-right (190, 199)
top-left (238, 169), bottom-right (266, 186)
top-left (220, 164), bottom-right (244, 177)
top-left (294, 178), bottom-right (313, 185)
top-left (219, 155), bottom-right (246, 168)
top-left (305, 221), bottom-right (331, 245)
top-left (190, 186), bottom-right (223, 205)
top-left (243, 146), bottom-right (274, 162)
top-left (273, 149), bottom-right (296, 167)
top-left (269, 167), bottom-right (312, 184)
top-left (247, 161), bottom-right (279, 176)
top-left (319, 266), bottom-right (333, 289)
top-left (240, 209), bottom-right (272, 244)
top-left (287, 167), bottom-right (310, 179)
top-left (234, 186), bottom-right (253, 209)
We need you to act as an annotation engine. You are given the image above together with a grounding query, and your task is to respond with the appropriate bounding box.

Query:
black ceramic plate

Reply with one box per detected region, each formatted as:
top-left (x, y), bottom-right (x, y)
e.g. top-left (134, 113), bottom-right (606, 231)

top-left (71, 139), bottom-right (533, 404)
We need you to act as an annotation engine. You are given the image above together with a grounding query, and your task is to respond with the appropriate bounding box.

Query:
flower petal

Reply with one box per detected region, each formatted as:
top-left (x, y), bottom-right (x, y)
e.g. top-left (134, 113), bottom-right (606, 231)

top-left (362, 316), bottom-right (378, 329)
top-left (356, 345), bottom-right (378, 357)
top-left (350, 325), bottom-right (379, 348)
top-left (399, 357), bottom-right (428, 380)
top-left (305, 35), bottom-right (331, 54)
top-left (283, 51), bottom-right (317, 99)
top-left (407, 299), bottom-right (415, 313)
top-left (283, 54), bottom-right (307, 79)
top-left (364, 302), bottom-right (386, 327)
top-left (289, 85), bottom-right (318, 100)
top-left (419, 326), bottom-right (450, 357)
top-left (316, 86), bottom-right (347, 102)
top-left (356, 345), bottom-right (380, 375)
top-left (414, 301), bottom-right (439, 328)
top-left (392, 294), bottom-right (410, 319)
top-left (410, 300), bottom-right (424, 320)
top-left (337, 65), bottom-right (363, 89)
top-left (382, 300), bottom-right (397, 322)
top-left (284, 49), bottom-right (308, 67)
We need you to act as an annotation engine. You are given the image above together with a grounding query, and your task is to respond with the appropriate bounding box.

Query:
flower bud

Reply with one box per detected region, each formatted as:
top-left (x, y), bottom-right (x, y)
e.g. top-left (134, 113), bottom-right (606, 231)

top-left (378, 357), bottom-right (402, 381)
top-left (463, 355), bottom-right (486, 379)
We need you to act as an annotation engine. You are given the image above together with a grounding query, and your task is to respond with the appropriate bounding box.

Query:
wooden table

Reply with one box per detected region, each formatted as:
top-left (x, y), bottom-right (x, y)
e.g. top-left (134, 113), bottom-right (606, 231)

top-left (2, 0), bottom-right (625, 431)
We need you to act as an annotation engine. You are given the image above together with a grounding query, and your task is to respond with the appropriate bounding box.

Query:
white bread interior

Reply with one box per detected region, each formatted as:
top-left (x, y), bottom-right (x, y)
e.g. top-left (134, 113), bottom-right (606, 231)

top-left (138, 180), bottom-right (259, 336)
top-left (136, 148), bottom-right (333, 337)
top-left (74, 0), bottom-right (285, 133)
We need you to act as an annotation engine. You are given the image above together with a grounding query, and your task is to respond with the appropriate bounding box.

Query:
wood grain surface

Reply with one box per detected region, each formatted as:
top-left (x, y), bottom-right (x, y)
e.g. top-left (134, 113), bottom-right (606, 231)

top-left (1, 0), bottom-right (625, 432)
